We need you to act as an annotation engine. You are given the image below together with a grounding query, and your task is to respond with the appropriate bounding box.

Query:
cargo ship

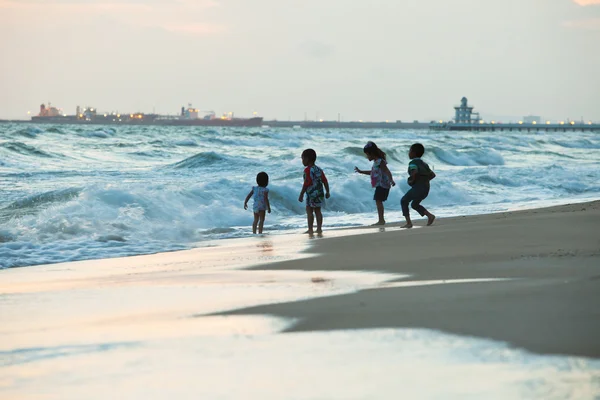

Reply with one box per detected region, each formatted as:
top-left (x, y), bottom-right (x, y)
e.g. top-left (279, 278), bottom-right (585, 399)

top-left (30, 104), bottom-right (263, 127)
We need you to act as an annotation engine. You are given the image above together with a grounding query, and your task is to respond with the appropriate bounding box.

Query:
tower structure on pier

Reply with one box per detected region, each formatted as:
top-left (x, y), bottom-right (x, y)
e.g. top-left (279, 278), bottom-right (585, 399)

top-left (454, 97), bottom-right (480, 123)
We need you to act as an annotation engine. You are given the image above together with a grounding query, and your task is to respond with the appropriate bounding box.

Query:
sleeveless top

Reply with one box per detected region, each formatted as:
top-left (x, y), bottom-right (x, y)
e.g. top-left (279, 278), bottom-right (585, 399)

top-left (370, 158), bottom-right (391, 189)
top-left (252, 186), bottom-right (269, 212)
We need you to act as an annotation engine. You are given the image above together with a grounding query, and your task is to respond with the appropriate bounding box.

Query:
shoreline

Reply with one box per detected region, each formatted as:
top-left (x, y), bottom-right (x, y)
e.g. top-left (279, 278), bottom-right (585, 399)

top-left (2, 200), bottom-right (599, 398)
top-left (3, 200), bottom-right (599, 358)
top-left (221, 200), bottom-right (600, 358)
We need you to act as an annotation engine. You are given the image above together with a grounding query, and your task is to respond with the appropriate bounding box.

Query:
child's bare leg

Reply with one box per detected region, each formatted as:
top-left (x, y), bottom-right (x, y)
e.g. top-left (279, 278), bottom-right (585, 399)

top-left (314, 207), bottom-right (323, 233)
top-left (252, 213), bottom-right (259, 234)
top-left (412, 201), bottom-right (435, 226)
top-left (400, 193), bottom-right (412, 228)
top-left (374, 200), bottom-right (385, 225)
top-left (402, 213), bottom-right (413, 229)
top-left (424, 210), bottom-right (435, 226)
top-left (257, 210), bottom-right (266, 234)
top-left (305, 206), bottom-right (314, 233)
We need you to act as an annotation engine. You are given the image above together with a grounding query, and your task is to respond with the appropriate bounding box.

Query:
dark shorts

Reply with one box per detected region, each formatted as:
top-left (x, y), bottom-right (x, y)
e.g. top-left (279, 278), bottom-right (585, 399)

top-left (373, 187), bottom-right (390, 202)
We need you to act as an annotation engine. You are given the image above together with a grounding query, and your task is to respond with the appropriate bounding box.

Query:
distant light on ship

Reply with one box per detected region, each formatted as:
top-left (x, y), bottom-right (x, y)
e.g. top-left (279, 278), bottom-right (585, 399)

top-left (546, 121), bottom-right (551, 124)
top-left (570, 121), bottom-right (575, 125)
top-left (491, 121), bottom-right (495, 124)
top-left (439, 120), bottom-right (443, 123)
top-left (532, 121), bottom-right (537, 125)
top-left (518, 121), bottom-right (523, 125)
top-left (559, 121), bottom-right (565, 125)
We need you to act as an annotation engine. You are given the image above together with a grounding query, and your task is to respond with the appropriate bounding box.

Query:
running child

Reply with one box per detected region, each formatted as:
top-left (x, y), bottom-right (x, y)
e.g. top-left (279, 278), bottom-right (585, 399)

top-left (354, 141), bottom-right (395, 225)
top-left (401, 143), bottom-right (436, 228)
top-left (298, 149), bottom-right (330, 234)
top-left (244, 171), bottom-right (271, 234)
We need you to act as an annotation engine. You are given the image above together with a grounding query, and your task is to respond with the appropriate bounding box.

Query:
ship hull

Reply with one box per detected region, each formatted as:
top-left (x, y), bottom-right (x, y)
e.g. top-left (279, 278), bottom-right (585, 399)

top-left (30, 116), bottom-right (263, 127)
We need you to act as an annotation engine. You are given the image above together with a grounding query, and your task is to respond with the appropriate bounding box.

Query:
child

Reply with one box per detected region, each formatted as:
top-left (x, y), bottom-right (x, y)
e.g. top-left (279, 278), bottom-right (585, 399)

top-left (354, 141), bottom-right (395, 225)
top-left (298, 149), bottom-right (330, 234)
top-left (401, 143), bottom-right (436, 228)
top-left (244, 171), bottom-right (271, 234)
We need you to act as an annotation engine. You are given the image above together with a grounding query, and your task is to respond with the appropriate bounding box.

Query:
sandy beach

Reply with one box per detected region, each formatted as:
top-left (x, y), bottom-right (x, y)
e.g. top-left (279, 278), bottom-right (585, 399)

top-left (2, 201), bottom-right (600, 399)
top-left (226, 200), bottom-right (600, 357)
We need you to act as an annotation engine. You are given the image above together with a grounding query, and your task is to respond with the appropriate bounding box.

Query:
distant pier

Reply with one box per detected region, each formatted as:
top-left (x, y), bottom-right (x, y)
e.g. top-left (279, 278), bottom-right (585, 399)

top-left (429, 122), bottom-right (600, 132)
top-left (430, 97), bottom-right (600, 132)
top-left (263, 120), bottom-right (429, 130)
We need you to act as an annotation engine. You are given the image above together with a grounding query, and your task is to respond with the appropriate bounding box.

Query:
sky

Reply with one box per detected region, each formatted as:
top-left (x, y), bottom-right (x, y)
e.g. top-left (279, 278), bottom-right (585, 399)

top-left (1, 0), bottom-right (599, 122)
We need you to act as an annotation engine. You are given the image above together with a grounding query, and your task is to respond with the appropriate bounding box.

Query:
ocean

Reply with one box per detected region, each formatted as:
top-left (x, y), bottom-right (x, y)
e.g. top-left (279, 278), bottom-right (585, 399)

top-left (1, 123), bottom-right (599, 269)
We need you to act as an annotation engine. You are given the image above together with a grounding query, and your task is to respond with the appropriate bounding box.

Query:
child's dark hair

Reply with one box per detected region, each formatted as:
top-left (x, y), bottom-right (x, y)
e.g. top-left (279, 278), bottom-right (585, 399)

top-left (363, 141), bottom-right (386, 161)
top-left (301, 148), bottom-right (317, 162)
top-left (410, 143), bottom-right (425, 157)
top-left (256, 171), bottom-right (269, 187)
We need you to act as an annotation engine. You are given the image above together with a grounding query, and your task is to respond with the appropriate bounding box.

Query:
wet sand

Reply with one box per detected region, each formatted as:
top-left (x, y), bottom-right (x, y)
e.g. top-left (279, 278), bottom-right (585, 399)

top-left (1, 201), bottom-right (600, 399)
top-left (221, 200), bottom-right (600, 357)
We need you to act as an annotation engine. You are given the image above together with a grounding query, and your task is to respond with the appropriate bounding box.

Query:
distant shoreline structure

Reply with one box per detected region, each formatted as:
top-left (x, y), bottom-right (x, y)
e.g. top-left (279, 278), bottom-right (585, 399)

top-left (1, 98), bottom-right (598, 131)
top-left (19, 103), bottom-right (263, 127)
top-left (429, 97), bottom-right (599, 132)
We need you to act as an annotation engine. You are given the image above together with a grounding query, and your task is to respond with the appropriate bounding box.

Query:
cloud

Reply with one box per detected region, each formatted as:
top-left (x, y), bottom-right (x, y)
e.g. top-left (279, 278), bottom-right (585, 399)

top-left (161, 23), bottom-right (226, 35)
top-left (299, 40), bottom-right (336, 59)
top-left (0, 0), bottom-right (223, 35)
top-left (562, 18), bottom-right (600, 29)
top-left (572, 0), bottom-right (600, 5)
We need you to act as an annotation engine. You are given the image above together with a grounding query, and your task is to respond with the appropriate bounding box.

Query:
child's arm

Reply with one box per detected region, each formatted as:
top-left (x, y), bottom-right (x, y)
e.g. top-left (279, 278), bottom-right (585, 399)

top-left (265, 191), bottom-right (271, 213)
top-left (381, 162), bottom-right (395, 186)
top-left (298, 186), bottom-right (307, 202)
top-left (322, 173), bottom-right (331, 199)
top-left (354, 166), bottom-right (370, 175)
top-left (244, 189), bottom-right (253, 210)
top-left (299, 167), bottom-right (310, 202)
top-left (430, 171), bottom-right (436, 180)
top-left (407, 170), bottom-right (418, 186)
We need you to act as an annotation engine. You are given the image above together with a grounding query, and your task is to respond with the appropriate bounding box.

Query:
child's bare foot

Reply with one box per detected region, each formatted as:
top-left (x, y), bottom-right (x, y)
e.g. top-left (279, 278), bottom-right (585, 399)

top-left (371, 220), bottom-right (385, 226)
top-left (304, 230), bottom-right (313, 234)
top-left (401, 223), bottom-right (413, 229)
top-left (315, 229), bottom-right (322, 234)
top-left (427, 215), bottom-right (436, 226)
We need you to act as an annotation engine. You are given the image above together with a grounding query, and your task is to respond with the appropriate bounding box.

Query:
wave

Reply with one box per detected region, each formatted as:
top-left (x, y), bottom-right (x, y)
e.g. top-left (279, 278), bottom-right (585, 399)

top-left (1, 124), bottom-right (599, 269)
top-left (0, 142), bottom-right (55, 158)
top-left (80, 128), bottom-right (117, 138)
top-left (0, 188), bottom-right (82, 223)
top-left (4, 188), bottom-right (81, 211)
top-left (167, 151), bottom-right (257, 169)
top-left (551, 139), bottom-right (600, 149)
top-left (430, 147), bottom-right (505, 166)
top-left (169, 152), bottom-right (230, 169)
top-left (173, 139), bottom-right (198, 147)
top-left (13, 127), bottom-right (44, 138)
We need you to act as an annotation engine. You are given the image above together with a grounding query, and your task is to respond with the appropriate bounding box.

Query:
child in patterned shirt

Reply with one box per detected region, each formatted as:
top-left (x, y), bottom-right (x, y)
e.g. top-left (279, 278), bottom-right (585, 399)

top-left (244, 171), bottom-right (271, 234)
top-left (298, 149), bottom-right (330, 234)
top-left (355, 141), bottom-right (395, 225)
